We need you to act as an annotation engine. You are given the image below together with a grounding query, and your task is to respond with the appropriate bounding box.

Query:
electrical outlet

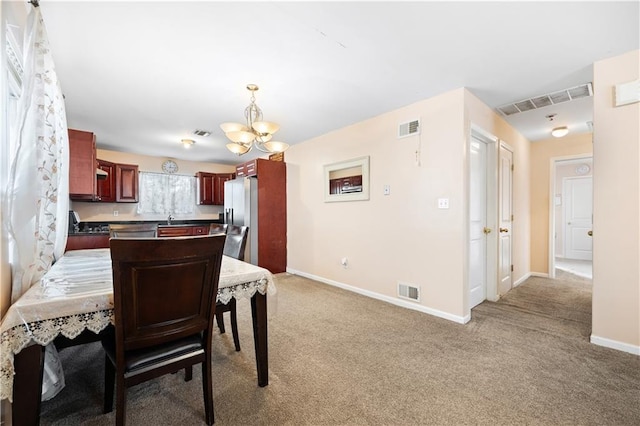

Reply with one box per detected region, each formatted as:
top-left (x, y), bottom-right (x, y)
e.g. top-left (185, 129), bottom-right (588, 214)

top-left (437, 198), bottom-right (449, 209)
top-left (113, 210), bottom-right (119, 216)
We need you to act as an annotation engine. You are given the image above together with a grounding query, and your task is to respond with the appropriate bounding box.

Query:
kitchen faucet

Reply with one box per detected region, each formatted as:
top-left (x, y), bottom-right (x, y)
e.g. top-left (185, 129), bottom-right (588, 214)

top-left (167, 213), bottom-right (174, 225)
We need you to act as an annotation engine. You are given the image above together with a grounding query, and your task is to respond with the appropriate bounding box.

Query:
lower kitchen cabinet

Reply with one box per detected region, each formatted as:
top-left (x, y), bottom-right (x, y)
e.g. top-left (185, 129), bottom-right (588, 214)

top-left (157, 225), bottom-right (209, 237)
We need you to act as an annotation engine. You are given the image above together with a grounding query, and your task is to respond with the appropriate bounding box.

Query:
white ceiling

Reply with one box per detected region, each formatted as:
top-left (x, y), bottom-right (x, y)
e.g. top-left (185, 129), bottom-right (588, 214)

top-left (37, 1), bottom-right (639, 165)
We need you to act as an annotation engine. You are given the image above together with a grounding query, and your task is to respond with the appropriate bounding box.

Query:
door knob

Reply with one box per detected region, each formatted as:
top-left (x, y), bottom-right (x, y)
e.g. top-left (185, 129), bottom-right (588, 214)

top-left (588, 230), bottom-right (593, 236)
top-left (483, 227), bottom-right (492, 234)
top-left (499, 228), bottom-right (509, 233)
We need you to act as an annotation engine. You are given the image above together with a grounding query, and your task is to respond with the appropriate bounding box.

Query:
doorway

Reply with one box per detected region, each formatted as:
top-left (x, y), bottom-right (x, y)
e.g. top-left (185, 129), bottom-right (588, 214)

top-left (549, 156), bottom-right (593, 280)
top-left (469, 126), bottom-right (498, 310)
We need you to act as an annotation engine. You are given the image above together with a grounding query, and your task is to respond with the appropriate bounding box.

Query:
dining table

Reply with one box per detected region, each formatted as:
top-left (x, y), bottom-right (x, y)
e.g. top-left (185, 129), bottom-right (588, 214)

top-left (0, 248), bottom-right (275, 425)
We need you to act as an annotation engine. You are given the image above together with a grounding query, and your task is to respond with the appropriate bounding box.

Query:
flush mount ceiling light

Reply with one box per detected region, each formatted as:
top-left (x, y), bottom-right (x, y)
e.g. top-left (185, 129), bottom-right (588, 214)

top-left (181, 139), bottom-right (195, 148)
top-left (220, 84), bottom-right (289, 156)
top-left (551, 126), bottom-right (569, 138)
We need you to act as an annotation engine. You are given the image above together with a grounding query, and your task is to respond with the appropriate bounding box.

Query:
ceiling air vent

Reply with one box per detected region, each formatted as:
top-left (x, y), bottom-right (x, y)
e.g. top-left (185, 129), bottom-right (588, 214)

top-left (496, 83), bottom-right (593, 117)
top-left (398, 119), bottom-right (420, 138)
top-left (193, 129), bottom-right (211, 137)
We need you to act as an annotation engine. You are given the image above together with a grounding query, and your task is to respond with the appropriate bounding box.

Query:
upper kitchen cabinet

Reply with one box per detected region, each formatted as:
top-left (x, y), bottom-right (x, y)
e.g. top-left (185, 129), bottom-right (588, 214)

top-left (235, 159), bottom-right (257, 177)
top-left (115, 163), bottom-right (139, 202)
top-left (68, 128), bottom-right (139, 202)
top-left (96, 159), bottom-right (116, 202)
top-left (69, 129), bottom-right (97, 200)
top-left (196, 172), bottom-right (234, 205)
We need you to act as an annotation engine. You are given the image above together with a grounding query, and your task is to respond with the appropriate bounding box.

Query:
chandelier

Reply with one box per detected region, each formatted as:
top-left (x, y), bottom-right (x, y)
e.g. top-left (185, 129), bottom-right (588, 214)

top-left (220, 84), bottom-right (289, 156)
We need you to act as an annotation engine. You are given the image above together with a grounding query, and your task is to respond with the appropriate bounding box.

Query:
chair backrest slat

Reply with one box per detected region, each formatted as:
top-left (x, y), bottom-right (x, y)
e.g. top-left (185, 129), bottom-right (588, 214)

top-left (110, 235), bottom-right (225, 351)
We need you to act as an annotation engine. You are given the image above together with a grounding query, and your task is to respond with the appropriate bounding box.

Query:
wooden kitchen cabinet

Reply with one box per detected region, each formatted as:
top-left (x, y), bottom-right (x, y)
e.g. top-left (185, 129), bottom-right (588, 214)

top-left (196, 172), bottom-right (235, 205)
top-left (232, 158), bottom-right (286, 273)
top-left (115, 163), bottom-right (139, 202)
top-left (235, 159), bottom-right (257, 177)
top-left (329, 175), bottom-right (363, 195)
top-left (69, 128), bottom-right (139, 203)
top-left (96, 159), bottom-right (116, 202)
top-left (69, 129), bottom-right (97, 201)
top-left (157, 225), bottom-right (209, 237)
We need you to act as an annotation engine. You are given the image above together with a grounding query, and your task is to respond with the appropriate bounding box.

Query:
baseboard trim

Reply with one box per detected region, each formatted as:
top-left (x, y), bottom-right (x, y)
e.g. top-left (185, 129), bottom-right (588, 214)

top-left (286, 268), bottom-right (470, 324)
top-left (590, 335), bottom-right (640, 356)
top-left (513, 272), bottom-right (532, 287)
top-left (529, 272), bottom-right (549, 278)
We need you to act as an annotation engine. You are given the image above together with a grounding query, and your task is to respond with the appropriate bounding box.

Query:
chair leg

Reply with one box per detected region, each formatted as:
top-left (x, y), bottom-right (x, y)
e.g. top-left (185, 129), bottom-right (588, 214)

top-left (185, 366), bottom-right (193, 382)
top-left (229, 299), bottom-right (241, 351)
top-left (215, 311), bottom-right (226, 333)
top-left (115, 374), bottom-right (126, 426)
top-left (104, 354), bottom-right (115, 414)
top-left (202, 360), bottom-right (214, 425)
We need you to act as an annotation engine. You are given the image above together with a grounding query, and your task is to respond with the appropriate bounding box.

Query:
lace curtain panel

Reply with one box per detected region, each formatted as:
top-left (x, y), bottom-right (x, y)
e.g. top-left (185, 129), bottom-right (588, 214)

top-left (137, 172), bottom-right (196, 215)
top-left (3, 5), bottom-right (70, 401)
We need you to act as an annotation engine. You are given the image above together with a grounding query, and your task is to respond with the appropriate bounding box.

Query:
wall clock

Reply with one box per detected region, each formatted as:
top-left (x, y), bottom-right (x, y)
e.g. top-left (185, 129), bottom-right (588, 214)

top-left (162, 159), bottom-right (179, 174)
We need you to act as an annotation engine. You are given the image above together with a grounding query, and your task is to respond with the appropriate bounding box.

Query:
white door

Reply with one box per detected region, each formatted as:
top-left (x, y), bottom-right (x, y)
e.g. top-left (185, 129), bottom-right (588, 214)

top-left (469, 139), bottom-right (487, 308)
top-left (498, 144), bottom-right (513, 296)
top-left (564, 177), bottom-right (593, 260)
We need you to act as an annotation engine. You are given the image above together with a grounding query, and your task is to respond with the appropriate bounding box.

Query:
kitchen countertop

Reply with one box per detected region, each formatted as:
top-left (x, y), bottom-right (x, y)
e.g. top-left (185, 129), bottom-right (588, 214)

top-left (69, 219), bottom-right (223, 236)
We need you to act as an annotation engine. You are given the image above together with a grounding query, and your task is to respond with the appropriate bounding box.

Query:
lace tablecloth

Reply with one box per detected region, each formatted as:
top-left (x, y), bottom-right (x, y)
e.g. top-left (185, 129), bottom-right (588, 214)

top-left (0, 248), bottom-right (276, 401)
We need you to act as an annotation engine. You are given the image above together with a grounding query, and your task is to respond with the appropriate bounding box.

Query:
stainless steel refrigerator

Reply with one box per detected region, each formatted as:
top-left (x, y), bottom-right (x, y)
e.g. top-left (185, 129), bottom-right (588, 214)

top-left (224, 177), bottom-right (258, 265)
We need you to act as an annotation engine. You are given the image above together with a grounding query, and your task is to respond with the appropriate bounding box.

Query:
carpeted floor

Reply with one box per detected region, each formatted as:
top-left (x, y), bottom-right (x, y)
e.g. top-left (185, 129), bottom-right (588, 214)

top-left (38, 271), bottom-right (639, 425)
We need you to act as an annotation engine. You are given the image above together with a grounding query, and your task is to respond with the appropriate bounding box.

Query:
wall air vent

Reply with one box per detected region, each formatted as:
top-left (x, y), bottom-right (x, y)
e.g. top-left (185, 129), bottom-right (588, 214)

top-left (497, 83), bottom-right (593, 117)
top-left (398, 282), bottom-right (420, 302)
top-left (398, 119), bottom-right (420, 138)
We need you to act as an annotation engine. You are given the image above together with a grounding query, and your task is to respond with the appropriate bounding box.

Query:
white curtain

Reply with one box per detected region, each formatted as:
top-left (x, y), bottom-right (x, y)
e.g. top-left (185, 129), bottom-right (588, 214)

top-left (5, 5), bottom-right (69, 400)
top-left (137, 172), bottom-right (196, 215)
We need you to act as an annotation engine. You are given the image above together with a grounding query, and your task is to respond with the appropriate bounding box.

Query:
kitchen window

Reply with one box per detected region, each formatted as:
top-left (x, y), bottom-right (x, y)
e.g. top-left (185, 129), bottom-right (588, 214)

top-left (136, 172), bottom-right (196, 215)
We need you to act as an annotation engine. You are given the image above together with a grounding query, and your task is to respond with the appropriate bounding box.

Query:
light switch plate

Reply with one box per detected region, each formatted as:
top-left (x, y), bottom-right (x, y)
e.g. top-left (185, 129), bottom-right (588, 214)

top-left (383, 185), bottom-right (390, 195)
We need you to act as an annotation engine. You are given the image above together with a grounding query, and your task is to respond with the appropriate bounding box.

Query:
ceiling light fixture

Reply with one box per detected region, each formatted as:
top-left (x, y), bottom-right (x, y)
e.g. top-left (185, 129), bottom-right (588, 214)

top-left (181, 139), bottom-right (195, 148)
top-left (220, 84), bottom-right (289, 156)
top-left (551, 126), bottom-right (569, 138)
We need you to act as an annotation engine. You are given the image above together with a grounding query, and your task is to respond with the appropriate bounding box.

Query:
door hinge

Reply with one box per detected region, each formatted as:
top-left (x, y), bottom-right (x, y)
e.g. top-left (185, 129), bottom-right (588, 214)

top-left (511, 164), bottom-right (514, 171)
top-left (511, 265), bottom-right (514, 272)
top-left (511, 214), bottom-right (514, 221)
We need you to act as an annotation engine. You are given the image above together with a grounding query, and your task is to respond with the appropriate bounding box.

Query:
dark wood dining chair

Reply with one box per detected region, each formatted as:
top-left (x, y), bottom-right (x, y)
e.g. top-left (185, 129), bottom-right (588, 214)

top-left (216, 225), bottom-right (249, 351)
top-left (104, 234), bottom-right (225, 426)
top-left (108, 223), bottom-right (158, 238)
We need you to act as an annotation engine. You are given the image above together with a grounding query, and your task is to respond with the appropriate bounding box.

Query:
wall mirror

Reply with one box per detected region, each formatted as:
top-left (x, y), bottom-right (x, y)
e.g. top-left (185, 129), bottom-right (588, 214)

top-left (324, 156), bottom-right (370, 202)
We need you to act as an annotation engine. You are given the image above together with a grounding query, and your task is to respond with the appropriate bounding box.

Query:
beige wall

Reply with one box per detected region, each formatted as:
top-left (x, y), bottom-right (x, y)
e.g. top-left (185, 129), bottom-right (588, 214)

top-left (70, 148), bottom-right (236, 222)
top-left (591, 50), bottom-right (640, 351)
top-left (286, 88), bottom-right (530, 322)
top-left (530, 134), bottom-right (593, 273)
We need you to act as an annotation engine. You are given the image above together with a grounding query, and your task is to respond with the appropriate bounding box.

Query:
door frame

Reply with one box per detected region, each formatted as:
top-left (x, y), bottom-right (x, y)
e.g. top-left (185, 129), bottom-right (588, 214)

top-left (498, 141), bottom-right (514, 295)
top-left (468, 125), bottom-right (499, 312)
top-left (548, 154), bottom-right (593, 278)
